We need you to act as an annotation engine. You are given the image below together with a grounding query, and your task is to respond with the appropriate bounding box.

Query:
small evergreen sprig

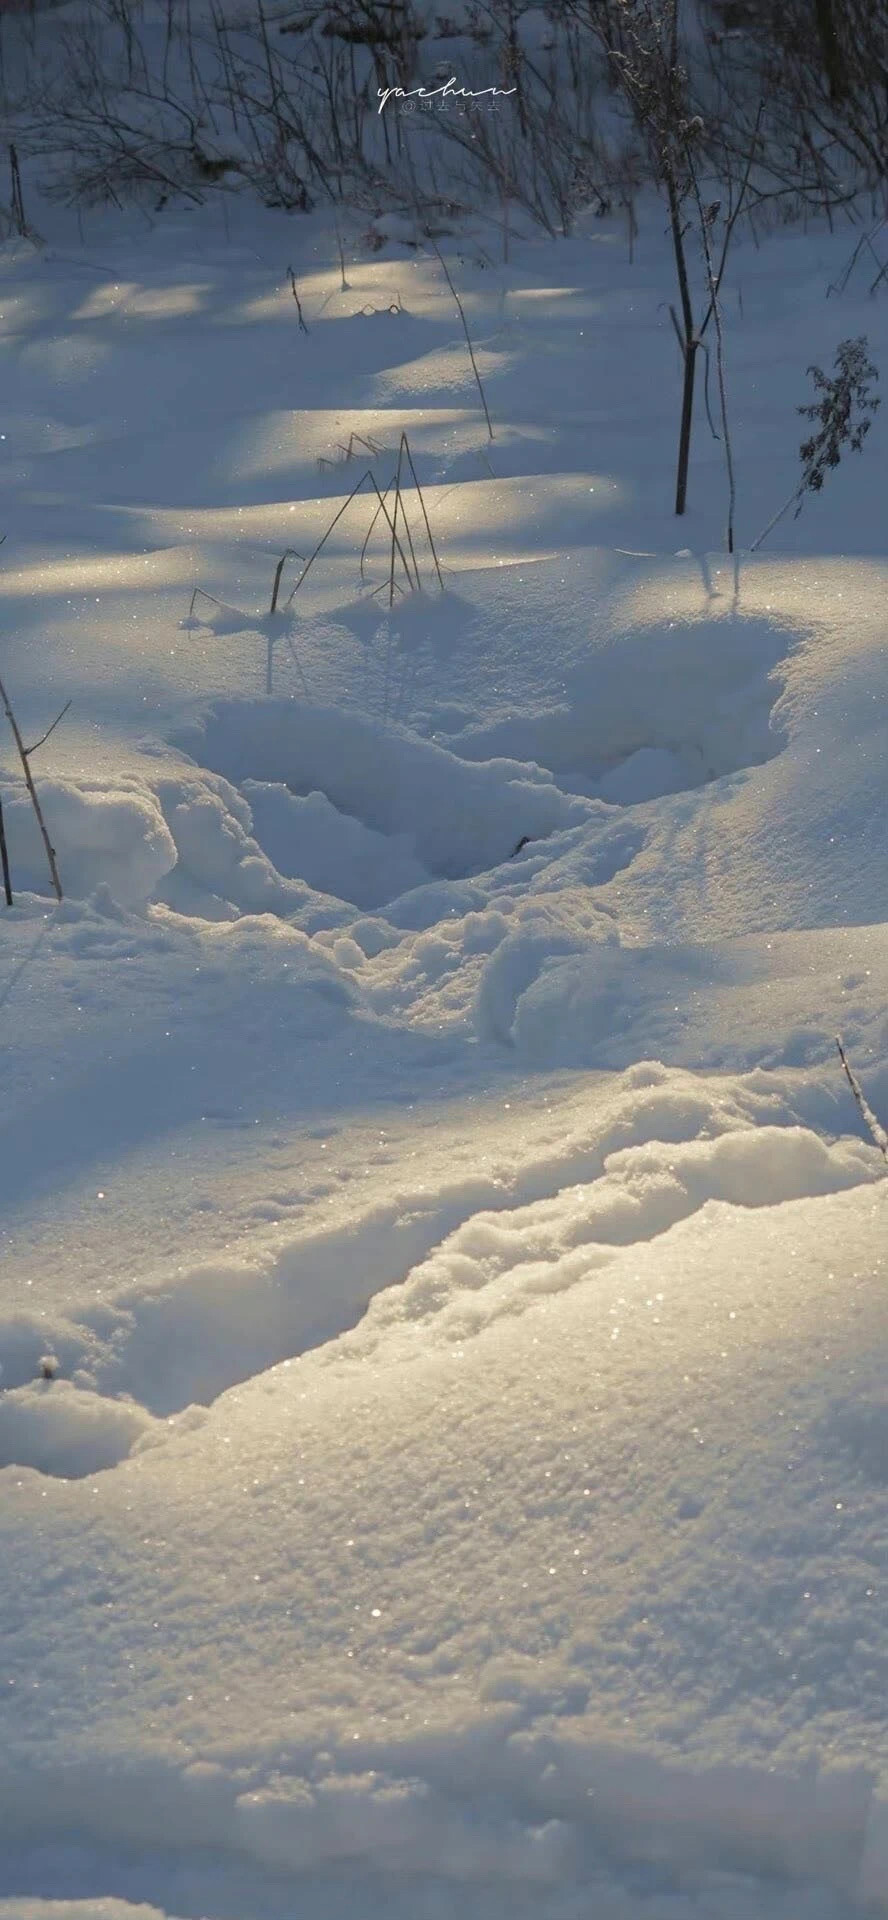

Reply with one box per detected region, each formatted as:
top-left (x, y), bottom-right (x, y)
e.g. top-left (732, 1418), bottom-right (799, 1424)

top-left (751, 335), bottom-right (880, 550)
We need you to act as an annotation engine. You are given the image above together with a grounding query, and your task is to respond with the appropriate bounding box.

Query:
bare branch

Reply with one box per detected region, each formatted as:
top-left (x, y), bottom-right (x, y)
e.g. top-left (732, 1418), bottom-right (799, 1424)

top-left (287, 265), bottom-right (309, 332)
top-left (0, 800), bottom-right (12, 908)
top-left (0, 675), bottom-right (62, 901)
top-left (24, 700), bottom-right (72, 758)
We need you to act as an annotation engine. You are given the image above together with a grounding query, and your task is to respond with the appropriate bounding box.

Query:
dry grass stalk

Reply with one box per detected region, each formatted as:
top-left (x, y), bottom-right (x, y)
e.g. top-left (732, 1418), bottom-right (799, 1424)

top-left (428, 240), bottom-right (494, 441)
top-left (283, 468), bottom-right (413, 608)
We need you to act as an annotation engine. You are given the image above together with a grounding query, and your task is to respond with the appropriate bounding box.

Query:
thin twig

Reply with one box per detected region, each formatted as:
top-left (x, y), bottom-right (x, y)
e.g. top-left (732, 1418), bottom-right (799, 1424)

top-left (750, 484), bottom-right (805, 552)
top-left (370, 577), bottom-right (408, 601)
top-left (0, 799), bottom-right (12, 907)
top-left (699, 339), bottom-right (719, 442)
top-left (371, 475), bottom-right (415, 596)
top-left (359, 481), bottom-right (391, 582)
top-left (188, 587), bottom-right (243, 620)
top-left (0, 675), bottom-right (62, 901)
top-left (319, 432), bottom-right (384, 471)
top-left (334, 219), bottom-right (349, 291)
top-left (284, 470), bottom-right (412, 608)
top-left (398, 432), bottom-right (444, 589)
top-left (428, 239), bottom-right (494, 441)
top-left (690, 175), bottom-right (736, 551)
top-left (287, 266), bottom-right (309, 332)
top-left (9, 143), bottom-right (28, 240)
top-left (358, 476), bottom-right (413, 593)
top-left (269, 548), bottom-right (304, 614)
top-left (388, 456), bottom-right (403, 609)
top-left (828, 225), bottom-right (888, 299)
top-left (836, 1035), bottom-right (888, 1159)
top-left (348, 433), bottom-right (383, 458)
top-left (699, 102), bottom-right (765, 342)
top-left (24, 700), bottom-right (72, 757)
top-left (389, 438), bottom-right (422, 601)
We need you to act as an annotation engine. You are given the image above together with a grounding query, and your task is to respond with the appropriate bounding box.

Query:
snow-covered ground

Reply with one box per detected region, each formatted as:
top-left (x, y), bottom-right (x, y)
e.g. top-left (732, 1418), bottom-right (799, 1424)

top-left (2, 156), bottom-right (888, 1920)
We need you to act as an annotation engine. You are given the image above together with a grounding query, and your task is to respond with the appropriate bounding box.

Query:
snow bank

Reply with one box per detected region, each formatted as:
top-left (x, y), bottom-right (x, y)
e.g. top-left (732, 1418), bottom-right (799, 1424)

top-left (20, 1070), bottom-right (803, 1416)
top-left (152, 768), bottom-right (313, 918)
top-left (0, 776), bottom-right (175, 908)
top-left (470, 909), bottom-right (888, 1078)
top-left (350, 1122), bottom-right (879, 1356)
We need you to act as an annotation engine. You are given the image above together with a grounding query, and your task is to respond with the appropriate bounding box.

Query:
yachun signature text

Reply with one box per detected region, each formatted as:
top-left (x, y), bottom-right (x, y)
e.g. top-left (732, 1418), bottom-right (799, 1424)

top-left (377, 76), bottom-right (517, 114)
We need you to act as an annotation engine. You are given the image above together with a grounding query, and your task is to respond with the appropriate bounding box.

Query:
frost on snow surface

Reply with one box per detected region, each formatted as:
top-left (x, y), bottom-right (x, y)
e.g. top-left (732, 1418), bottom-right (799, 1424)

top-left (0, 167), bottom-right (888, 1920)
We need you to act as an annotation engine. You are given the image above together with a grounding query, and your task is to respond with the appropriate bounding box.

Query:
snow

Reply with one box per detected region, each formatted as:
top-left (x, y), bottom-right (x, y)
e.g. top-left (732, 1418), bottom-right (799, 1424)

top-left (0, 1379), bottom-right (158, 1476)
top-left (0, 776), bottom-right (176, 907)
top-left (1, 64), bottom-right (888, 1920)
top-left (170, 695), bottom-right (585, 882)
top-left (2, 1145), bottom-right (887, 1910)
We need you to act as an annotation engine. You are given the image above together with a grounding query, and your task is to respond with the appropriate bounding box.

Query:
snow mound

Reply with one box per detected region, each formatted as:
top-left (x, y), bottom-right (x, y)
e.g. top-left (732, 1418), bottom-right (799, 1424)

top-left (583, 566), bottom-right (888, 940)
top-left (0, 1381), bottom-right (157, 1478)
top-left (473, 918), bottom-right (888, 1076)
top-left (0, 776), bottom-right (175, 908)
